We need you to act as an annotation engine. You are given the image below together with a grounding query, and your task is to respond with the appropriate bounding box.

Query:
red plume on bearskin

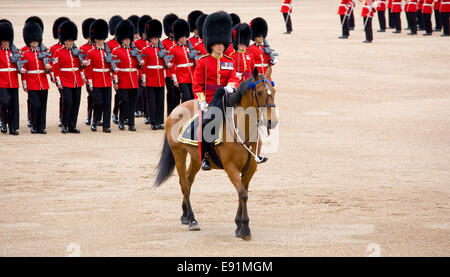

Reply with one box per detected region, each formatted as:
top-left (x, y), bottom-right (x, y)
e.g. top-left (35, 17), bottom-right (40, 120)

top-left (116, 20), bottom-right (134, 42)
top-left (89, 19), bottom-right (108, 41)
top-left (138, 15), bottom-right (152, 37)
top-left (108, 15), bottom-right (123, 36)
top-left (232, 23), bottom-right (251, 51)
top-left (163, 13), bottom-right (178, 37)
top-left (59, 21), bottom-right (78, 42)
top-left (145, 19), bottom-right (162, 39)
top-left (203, 11), bottom-right (232, 54)
top-left (173, 19), bottom-right (190, 41)
top-left (53, 17), bottom-right (69, 39)
top-left (0, 20), bottom-right (14, 44)
top-left (23, 22), bottom-right (43, 46)
top-left (82, 18), bottom-right (96, 39)
top-left (250, 17), bottom-right (268, 39)
top-left (187, 10), bottom-right (203, 32)
top-left (25, 16), bottom-right (44, 32)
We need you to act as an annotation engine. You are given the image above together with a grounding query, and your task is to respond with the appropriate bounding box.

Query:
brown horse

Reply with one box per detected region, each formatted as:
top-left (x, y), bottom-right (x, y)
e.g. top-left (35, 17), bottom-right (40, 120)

top-left (154, 67), bottom-right (277, 240)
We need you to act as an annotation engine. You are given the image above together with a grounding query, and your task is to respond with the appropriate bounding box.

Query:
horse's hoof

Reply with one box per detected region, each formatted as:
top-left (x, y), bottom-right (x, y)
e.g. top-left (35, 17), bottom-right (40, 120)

top-left (240, 234), bottom-right (252, 241)
top-left (189, 221), bottom-right (200, 231)
top-left (180, 216), bottom-right (189, 225)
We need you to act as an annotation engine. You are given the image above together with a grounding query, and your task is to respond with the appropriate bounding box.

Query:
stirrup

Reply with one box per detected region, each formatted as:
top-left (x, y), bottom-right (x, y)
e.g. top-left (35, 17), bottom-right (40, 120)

top-left (256, 156), bottom-right (268, 164)
top-left (201, 158), bottom-right (211, 171)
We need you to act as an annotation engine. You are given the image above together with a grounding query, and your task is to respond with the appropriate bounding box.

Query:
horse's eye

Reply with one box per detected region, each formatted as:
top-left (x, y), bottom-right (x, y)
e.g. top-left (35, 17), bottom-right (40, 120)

top-left (257, 92), bottom-right (262, 96)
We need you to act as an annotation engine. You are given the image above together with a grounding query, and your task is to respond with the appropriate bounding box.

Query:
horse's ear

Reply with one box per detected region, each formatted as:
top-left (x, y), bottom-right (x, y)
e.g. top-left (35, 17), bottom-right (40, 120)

top-left (252, 67), bottom-right (259, 80)
top-left (265, 66), bottom-right (272, 80)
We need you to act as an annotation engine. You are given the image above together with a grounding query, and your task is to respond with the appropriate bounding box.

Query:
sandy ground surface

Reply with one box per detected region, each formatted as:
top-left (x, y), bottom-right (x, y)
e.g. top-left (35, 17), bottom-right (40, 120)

top-left (0, 0), bottom-right (449, 257)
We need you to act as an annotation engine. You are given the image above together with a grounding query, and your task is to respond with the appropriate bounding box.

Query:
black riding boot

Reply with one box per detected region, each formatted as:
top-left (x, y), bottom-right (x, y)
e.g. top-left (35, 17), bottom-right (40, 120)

top-left (201, 142), bottom-right (211, 171)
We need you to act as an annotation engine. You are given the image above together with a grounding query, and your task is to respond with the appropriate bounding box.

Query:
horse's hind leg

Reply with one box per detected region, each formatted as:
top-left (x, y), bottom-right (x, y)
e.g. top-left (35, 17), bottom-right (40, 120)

top-left (173, 148), bottom-right (200, 231)
top-left (180, 156), bottom-right (201, 225)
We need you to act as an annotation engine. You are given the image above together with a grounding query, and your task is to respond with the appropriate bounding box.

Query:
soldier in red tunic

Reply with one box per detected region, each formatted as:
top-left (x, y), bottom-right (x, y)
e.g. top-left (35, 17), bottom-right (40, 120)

top-left (21, 22), bottom-right (50, 134)
top-left (135, 15), bottom-right (152, 124)
top-left (281, 0), bottom-right (293, 34)
top-left (434, 0), bottom-right (442, 31)
top-left (170, 19), bottom-right (196, 103)
top-left (80, 18), bottom-right (96, 126)
top-left (142, 19), bottom-right (166, 130)
top-left (361, 0), bottom-right (376, 43)
top-left (406, 0), bottom-right (419, 35)
top-left (440, 0), bottom-right (450, 36)
top-left (53, 21), bottom-right (85, 134)
top-left (391, 0), bottom-right (403, 33)
top-left (193, 14), bottom-right (208, 56)
top-left (224, 13), bottom-right (240, 56)
top-left (107, 15), bottom-right (123, 125)
top-left (229, 23), bottom-right (255, 85)
top-left (376, 0), bottom-right (387, 32)
top-left (338, 0), bottom-right (352, 39)
top-left (193, 12), bottom-right (239, 170)
top-left (85, 19), bottom-right (113, 133)
top-left (247, 17), bottom-right (277, 76)
top-left (422, 0), bottom-right (435, 35)
top-left (50, 17), bottom-right (69, 127)
top-left (112, 20), bottom-right (143, 131)
top-left (187, 10), bottom-right (204, 47)
top-left (0, 21), bottom-right (20, 135)
top-left (162, 13), bottom-right (181, 116)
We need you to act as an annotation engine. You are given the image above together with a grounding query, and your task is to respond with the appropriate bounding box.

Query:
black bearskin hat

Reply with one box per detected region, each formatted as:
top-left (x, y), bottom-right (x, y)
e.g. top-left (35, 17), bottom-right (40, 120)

top-left (108, 15), bottom-right (123, 36)
top-left (58, 21), bottom-right (78, 42)
top-left (25, 16), bottom-right (44, 32)
top-left (53, 17), bottom-right (69, 39)
top-left (0, 21), bottom-right (14, 44)
top-left (232, 23), bottom-right (251, 51)
top-left (173, 19), bottom-right (190, 41)
top-left (145, 19), bottom-right (162, 39)
top-left (163, 13), bottom-right (178, 37)
top-left (203, 11), bottom-right (232, 54)
top-left (89, 19), bottom-right (109, 41)
top-left (116, 20), bottom-right (134, 43)
top-left (187, 10), bottom-right (203, 32)
top-left (138, 15), bottom-right (152, 37)
top-left (23, 22), bottom-right (43, 46)
top-left (230, 13), bottom-right (241, 27)
top-left (250, 17), bottom-right (268, 39)
top-left (82, 18), bottom-right (96, 39)
top-left (127, 15), bottom-right (139, 34)
top-left (195, 14), bottom-right (207, 39)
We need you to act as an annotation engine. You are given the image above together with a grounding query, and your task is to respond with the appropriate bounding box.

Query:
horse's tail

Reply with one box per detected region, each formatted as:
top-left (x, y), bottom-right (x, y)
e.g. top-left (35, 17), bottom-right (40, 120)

top-left (154, 135), bottom-right (175, 187)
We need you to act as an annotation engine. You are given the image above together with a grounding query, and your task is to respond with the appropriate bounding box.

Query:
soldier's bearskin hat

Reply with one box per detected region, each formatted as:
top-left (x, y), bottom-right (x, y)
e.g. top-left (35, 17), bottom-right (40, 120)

top-left (25, 16), bottom-right (44, 32)
top-left (59, 21), bottom-right (78, 42)
top-left (89, 19), bottom-right (109, 41)
top-left (138, 15), bottom-right (152, 37)
top-left (187, 10), bottom-right (203, 32)
top-left (127, 15), bottom-right (139, 34)
top-left (82, 18), bottom-right (96, 39)
top-left (23, 22), bottom-right (43, 46)
top-left (250, 17), bottom-right (268, 39)
top-left (53, 17), bottom-right (69, 39)
top-left (163, 13), bottom-right (178, 37)
top-left (195, 14), bottom-right (207, 39)
top-left (203, 11), bottom-right (232, 54)
top-left (232, 23), bottom-right (251, 51)
top-left (0, 21), bottom-right (14, 44)
top-left (116, 20), bottom-right (135, 43)
top-left (109, 15), bottom-right (123, 36)
top-left (230, 13), bottom-right (241, 27)
top-left (145, 19), bottom-right (162, 39)
top-left (173, 19), bottom-right (190, 41)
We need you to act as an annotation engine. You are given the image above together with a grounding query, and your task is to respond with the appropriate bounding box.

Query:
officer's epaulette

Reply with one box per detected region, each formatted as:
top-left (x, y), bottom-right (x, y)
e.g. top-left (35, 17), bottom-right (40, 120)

top-left (112, 46), bottom-right (120, 51)
top-left (21, 49), bottom-right (31, 54)
top-left (223, 54), bottom-right (233, 60)
top-left (169, 44), bottom-right (177, 50)
top-left (87, 48), bottom-right (95, 54)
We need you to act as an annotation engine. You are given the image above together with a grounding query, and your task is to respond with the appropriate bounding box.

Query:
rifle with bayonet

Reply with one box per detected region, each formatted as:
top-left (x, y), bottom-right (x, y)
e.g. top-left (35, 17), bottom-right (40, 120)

top-left (10, 43), bottom-right (28, 72)
top-left (71, 44), bottom-right (87, 67)
top-left (104, 42), bottom-right (120, 71)
top-left (130, 42), bottom-right (145, 68)
top-left (38, 43), bottom-right (53, 73)
top-left (186, 40), bottom-right (200, 61)
top-left (157, 41), bottom-right (174, 68)
top-left (263, 39), bottom-right (279, 64)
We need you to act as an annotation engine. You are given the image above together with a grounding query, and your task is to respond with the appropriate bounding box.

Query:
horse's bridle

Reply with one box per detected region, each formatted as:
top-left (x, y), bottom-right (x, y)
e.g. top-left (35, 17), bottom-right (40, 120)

top-left (250, 74), bottom-right (276, 109)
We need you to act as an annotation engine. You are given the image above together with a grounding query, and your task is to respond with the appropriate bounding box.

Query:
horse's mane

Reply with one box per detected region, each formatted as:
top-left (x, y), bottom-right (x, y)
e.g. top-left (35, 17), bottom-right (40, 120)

top-left (236, 77), bottom-right (253, 101)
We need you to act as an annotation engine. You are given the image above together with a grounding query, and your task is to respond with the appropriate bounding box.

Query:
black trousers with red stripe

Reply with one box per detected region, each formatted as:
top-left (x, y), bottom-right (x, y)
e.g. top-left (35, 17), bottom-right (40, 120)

top-left (28, 90), bottom-right (48, 131)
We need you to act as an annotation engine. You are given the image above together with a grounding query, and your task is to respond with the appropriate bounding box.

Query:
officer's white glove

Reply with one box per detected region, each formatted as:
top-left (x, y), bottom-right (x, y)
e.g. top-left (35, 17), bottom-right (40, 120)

top-left (224, 86), bottom-right (235, 94)
top-left (199, 101), bottom-right (208, 112)
top-left (236, 72), bottom-right (242, 80)
top-left (272, 58), bottom-right (279, 65)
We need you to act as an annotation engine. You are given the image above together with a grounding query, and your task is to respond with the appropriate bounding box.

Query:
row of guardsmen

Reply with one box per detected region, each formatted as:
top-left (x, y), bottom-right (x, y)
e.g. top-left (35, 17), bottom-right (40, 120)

top-left (0, 12), bottom-right (277, 135)
top-left (338, 0), bottom-right (450, 43)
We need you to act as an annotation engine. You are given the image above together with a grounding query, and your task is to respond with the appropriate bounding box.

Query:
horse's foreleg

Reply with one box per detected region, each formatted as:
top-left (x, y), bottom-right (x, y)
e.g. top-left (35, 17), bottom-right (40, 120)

top-left (173, 148), bottom-right (200, 231)
top-left (237, 160), bottom-right (257, 238)
top-left (182, 156), bottom-right (201, 226)
top-left (225, 164), bottom-right (251, 241)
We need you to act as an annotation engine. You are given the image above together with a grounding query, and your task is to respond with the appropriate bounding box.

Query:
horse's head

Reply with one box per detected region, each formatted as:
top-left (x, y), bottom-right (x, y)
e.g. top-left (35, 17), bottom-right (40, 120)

top-left (248, 67), bottom-right (278, 131)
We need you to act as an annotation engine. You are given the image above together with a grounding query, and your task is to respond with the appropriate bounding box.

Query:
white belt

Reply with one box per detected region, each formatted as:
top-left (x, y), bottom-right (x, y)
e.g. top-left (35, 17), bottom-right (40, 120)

top-left (176, 63), bottom-right (194, 68)
top-left (441, 1), bottom-right (450, 4)
top-left (27, 70), bottom-right (46, 74)
top-left (60, 67), bottom-right (79, 72)
top-left (147, 65), bottom-right (164, 69)
top-left (0, 67), bottom-right (17, 72)
top-left (118, 68), bottom-right (137, 72)
top-left (407, 2), bottom-right (418, 5)
top-left (255, 63), bottom-right (269, 68)
top-left (392, 2), bottom-right (402, 4)
top-left (93, 68), bottom-right (110, 72)
top-left (423, 3), bottom-right (433, 6)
